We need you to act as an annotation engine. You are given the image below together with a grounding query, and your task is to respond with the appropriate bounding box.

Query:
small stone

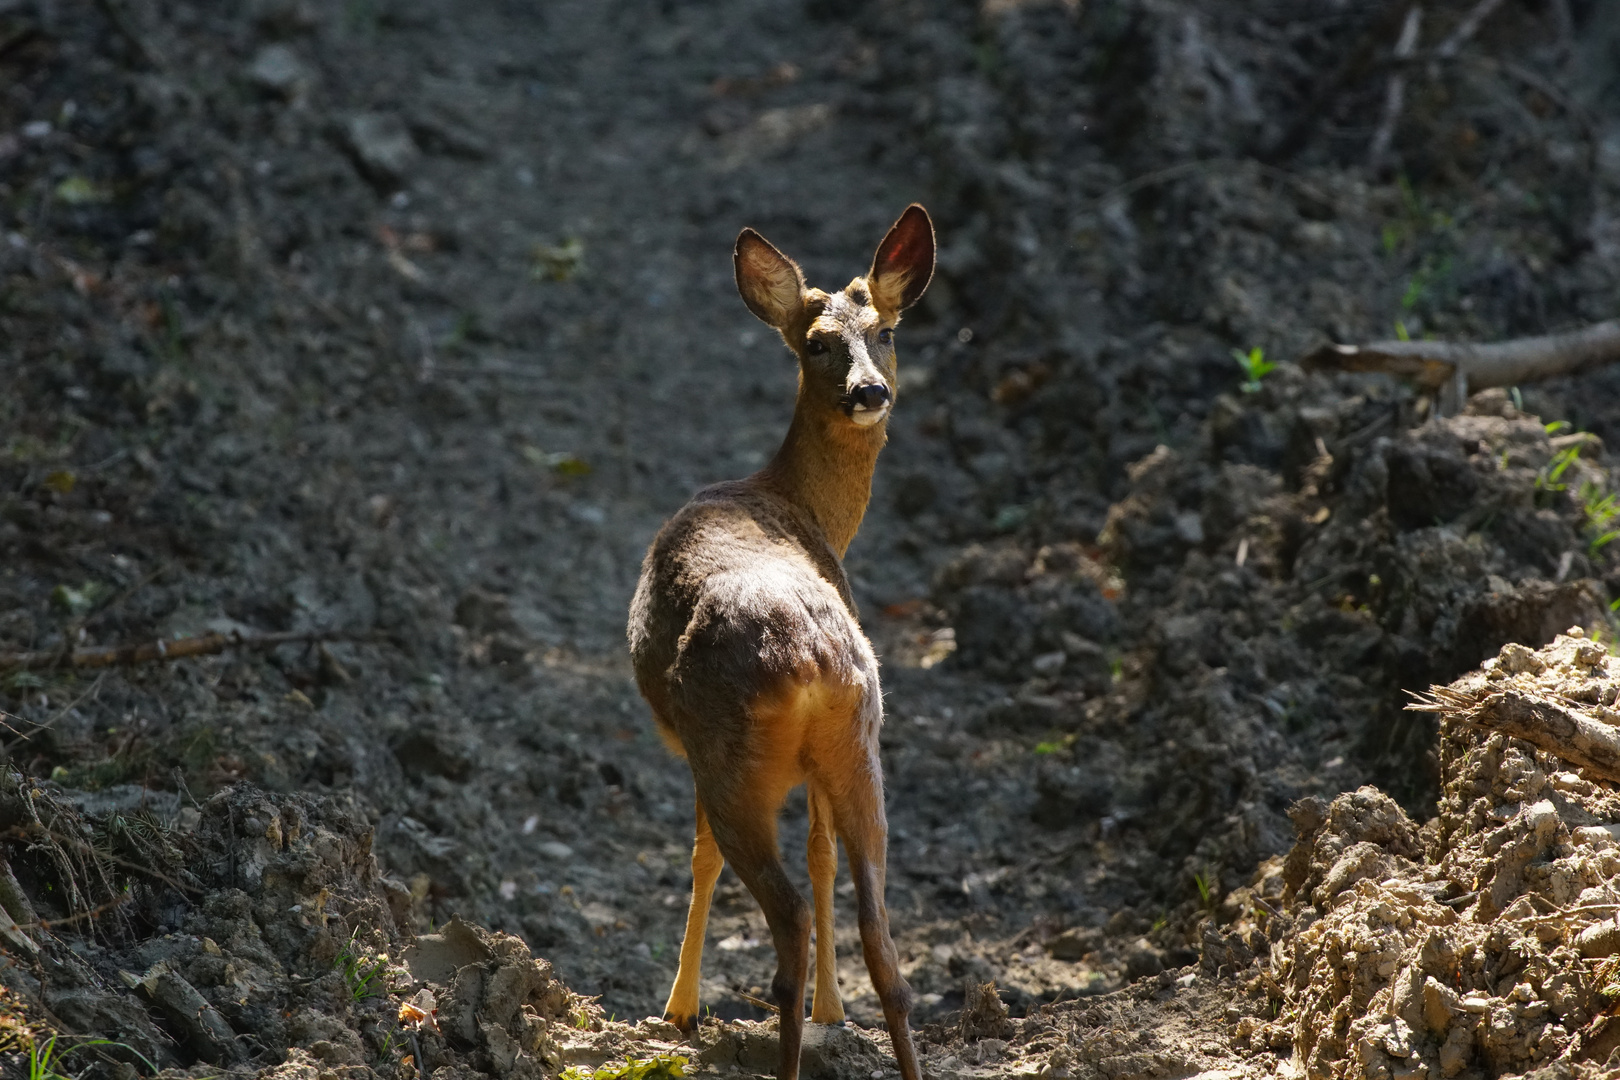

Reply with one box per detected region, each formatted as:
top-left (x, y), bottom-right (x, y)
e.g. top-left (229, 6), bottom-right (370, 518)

top-left (1047, 928), bottom-right (1098, 961)
top-left (1577, 917), bottom-right (1620, 958)
top-left (247, 44), bottom-right (312, 100)
top-left (1524, 799), bottom-right (1559, 844)
top-left (341, 113), bottom-right (419, 187)
top-left (1031, 650), bottom-right (1065, 676)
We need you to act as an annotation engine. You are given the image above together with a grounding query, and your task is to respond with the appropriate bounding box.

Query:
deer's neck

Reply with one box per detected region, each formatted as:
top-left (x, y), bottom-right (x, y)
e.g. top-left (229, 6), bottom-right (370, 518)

top-left (760, 390), bottom-right (886, 558)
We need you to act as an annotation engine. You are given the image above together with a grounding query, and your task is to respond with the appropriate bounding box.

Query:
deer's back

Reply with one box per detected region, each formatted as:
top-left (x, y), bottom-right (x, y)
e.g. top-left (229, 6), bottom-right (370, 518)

top-left (628, 480), bottom-right (873, 753)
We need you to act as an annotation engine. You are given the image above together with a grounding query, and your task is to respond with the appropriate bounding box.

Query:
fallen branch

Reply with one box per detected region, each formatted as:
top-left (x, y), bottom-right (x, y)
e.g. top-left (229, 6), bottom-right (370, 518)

top-left (0, 629), bottom-right (352, 673)
top-left (1409, 686), bottom-right (1620, 783)
top-left (1301, 319), bottom-right (1620, 405)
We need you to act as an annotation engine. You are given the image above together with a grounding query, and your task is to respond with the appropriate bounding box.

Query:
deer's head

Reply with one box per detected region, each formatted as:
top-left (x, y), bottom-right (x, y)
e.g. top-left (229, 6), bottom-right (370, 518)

top-left (734, 205), bottom-right (935, 429)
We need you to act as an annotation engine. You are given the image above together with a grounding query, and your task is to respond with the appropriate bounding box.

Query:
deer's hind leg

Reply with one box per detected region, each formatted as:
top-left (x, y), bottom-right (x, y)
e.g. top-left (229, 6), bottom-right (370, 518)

top-left (807, 782), bottom-right (845, 1024)
top-left (665, 797), bottom-right (724, 1032)
top-left (701, 783), bottom-right (812, 1080)
top-left (821, 715), bottom-right (921, 1080)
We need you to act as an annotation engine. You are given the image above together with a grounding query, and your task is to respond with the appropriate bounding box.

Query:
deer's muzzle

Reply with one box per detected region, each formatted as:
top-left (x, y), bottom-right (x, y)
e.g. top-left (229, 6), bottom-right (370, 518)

top-left (844, 382), bottom-right (892, 426)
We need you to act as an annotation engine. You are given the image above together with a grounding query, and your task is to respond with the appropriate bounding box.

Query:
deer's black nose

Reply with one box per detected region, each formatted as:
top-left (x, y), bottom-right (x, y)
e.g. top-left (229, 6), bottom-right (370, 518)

top-left (850, 383), bottom-right (891, 411)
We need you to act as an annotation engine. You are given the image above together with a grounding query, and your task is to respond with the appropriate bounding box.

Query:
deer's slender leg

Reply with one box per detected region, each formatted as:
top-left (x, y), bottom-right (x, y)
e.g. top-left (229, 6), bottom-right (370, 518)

top-left (807, 783), bottom-right (845, 1025)
top-left (830, 751), bottom-right (920, 1080)
top-left (704, 790), bottom-right (812, 1080)
top-left (664, 798), bottom-right (724, 1032)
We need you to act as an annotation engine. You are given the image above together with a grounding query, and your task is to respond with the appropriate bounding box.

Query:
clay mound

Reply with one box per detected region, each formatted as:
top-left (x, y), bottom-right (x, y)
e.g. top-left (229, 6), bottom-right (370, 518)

top-left (1212, 630), bottom-right (1620, 1080)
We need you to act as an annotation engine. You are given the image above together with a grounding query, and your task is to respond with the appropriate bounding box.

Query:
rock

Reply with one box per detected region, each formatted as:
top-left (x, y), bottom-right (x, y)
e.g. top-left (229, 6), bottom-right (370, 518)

top-left (1577, 917), bottom-right (1620, 958)
top-left (391, 728), bottom-right (474, 781)
top-left (408, 108), bottom-right (493, 160)
top-left (1124, 937), bottom-right (1166, 979)
top-left (455, 588), bottom-right (524, 636)
top-left (340, 112), bottom-right (419, 187)
top-left (1047, 927), bottom-right (1099, 961)
top-left (247, 44), bottom-right (312, 100)
top-left (123, 961), bottom-right (243, 1064)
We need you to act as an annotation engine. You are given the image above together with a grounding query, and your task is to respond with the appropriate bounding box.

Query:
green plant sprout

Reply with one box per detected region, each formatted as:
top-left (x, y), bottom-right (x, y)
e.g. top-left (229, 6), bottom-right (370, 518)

top-left (562, 1055), bottom-right (689, 1080)
top-left (1580, 479), bottom-right (1620, 555)
top-left (25, 1036), bottom-right (149, 1080)
top-left (28, 1035), bottom-right (65, 1080)
top-left (333, 932), bottom-right (387, 1002)
top-left (1232, 347), bottom-right (1276, 393)
top-left (1536, 445), bottom-right (1581, 494)
top-left (1193, 872), bottom-right (1216, 911)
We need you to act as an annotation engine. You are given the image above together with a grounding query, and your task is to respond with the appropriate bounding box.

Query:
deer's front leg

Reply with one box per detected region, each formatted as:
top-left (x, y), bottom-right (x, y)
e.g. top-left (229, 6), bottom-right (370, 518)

top-left (665, 798), bottom-right (724, 1031)
top-left (807, 783), bottom-right (845, 1024)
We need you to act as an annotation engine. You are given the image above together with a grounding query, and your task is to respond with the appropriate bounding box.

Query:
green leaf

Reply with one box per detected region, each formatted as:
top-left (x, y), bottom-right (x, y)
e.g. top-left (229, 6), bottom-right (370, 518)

top-left (1231, 346), bottom-right (1275, 392)
top-left (54, 176), bottom-right (108, 205)
top-left (50, 581), bottom-right (104, 616)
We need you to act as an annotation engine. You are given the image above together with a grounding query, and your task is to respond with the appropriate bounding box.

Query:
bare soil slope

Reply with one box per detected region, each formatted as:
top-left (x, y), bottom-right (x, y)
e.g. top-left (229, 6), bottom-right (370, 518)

top-left (3, 0), bottom-right (1620, 1077)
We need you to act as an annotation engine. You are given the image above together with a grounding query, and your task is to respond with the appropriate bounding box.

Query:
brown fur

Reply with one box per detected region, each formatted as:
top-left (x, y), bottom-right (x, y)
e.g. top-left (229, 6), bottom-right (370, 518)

top-left (627, 206), bottom-right (935, 1080)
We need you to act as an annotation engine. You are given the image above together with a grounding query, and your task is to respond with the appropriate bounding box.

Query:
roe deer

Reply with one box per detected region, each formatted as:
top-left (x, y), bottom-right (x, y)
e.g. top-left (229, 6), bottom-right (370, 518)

top-left (627, 206), bottom-right (935, 1080)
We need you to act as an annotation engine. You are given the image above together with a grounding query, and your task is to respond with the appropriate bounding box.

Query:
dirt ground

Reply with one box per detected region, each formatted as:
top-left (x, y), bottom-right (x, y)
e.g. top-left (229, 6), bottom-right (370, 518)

top-left (4, 0), bottom-right (1620, 1077)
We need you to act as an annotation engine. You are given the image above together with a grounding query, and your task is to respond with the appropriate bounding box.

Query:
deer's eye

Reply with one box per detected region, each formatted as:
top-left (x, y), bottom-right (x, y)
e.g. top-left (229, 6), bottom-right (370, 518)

top-left (806, 338), bottom-right (829, 356)
top-left (878, 328), bottom-right (893, 345)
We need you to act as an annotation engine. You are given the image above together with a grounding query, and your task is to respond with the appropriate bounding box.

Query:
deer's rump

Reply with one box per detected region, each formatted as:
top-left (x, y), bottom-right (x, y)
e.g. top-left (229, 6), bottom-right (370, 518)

top-left (632, 536), bottom-right (876, 755)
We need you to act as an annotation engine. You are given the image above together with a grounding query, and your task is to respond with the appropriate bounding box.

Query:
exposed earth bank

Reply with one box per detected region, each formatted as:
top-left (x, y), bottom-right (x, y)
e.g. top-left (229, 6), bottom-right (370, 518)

top-left (3, 0), bottom-right (1620, 1077)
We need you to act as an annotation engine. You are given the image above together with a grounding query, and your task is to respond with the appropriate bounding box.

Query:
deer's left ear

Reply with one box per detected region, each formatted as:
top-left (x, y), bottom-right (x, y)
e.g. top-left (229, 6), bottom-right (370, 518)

top-left (867, 205), bottom-right (935, 321)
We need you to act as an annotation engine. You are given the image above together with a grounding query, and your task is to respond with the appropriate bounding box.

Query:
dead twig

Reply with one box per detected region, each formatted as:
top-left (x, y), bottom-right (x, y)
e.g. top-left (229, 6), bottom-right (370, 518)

top-left (0, 628), bottom-right (357, 673)
top-left (10, 892), bottom-right (131, 933)
top-left (1368, 6), bottom-right (1423, 175)
top-left (3, 824), bottom-right (201, 897)
top-left (1434, 0), bottom-right (1507, 59)
top-left (1301, 320), bottom-right (1620, 408)
top-left (1266, 1), bottom-right (1414, 163)
top-left (730, 987), bottom-right (780, 1015)
top-left (0, 673), bottom-right (106, 755)
top-left (1408, 686), bottom-right (1620, 784)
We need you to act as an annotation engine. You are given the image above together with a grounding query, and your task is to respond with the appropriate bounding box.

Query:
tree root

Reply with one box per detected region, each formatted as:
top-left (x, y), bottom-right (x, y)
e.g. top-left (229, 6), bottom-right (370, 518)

top-left (1302, 320), bottom-right (1620, 414)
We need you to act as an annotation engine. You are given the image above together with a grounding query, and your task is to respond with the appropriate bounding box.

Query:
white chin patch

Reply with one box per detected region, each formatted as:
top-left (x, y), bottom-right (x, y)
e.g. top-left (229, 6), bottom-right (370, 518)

top-left (850, 404), bottom-right (890, 427)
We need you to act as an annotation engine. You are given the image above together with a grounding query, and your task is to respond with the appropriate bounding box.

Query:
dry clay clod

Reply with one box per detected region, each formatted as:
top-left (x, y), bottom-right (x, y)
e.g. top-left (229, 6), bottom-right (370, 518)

top-left (1224, 631), bottom-right (1620, 1080)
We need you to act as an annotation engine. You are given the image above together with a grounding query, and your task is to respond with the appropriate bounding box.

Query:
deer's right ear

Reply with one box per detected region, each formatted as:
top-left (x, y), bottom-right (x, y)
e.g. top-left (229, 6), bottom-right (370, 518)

top-left (735, 228), bottom-right (807, 331)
